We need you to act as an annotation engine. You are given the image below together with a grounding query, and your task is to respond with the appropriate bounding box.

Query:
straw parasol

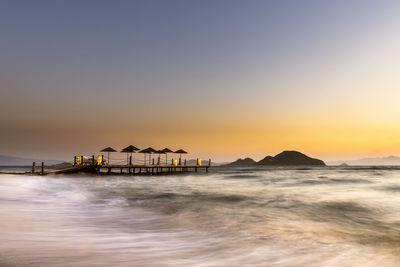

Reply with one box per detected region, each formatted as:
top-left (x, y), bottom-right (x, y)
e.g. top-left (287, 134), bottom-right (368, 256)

top-left (100, 147), bottom-right (117, 164)
top-left (139, 147), bottom-right (157, 165)
top-left (121, 145), bottom-right (140, 164)
top-left (174, 149), bottom-right (187, 164)
top-left (161, 148), bottom-right (173, 164)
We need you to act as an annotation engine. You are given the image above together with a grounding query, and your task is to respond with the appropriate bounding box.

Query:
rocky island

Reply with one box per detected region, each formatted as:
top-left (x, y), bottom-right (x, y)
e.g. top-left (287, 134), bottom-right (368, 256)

top-left (224, 151), bottom-right (326, 167)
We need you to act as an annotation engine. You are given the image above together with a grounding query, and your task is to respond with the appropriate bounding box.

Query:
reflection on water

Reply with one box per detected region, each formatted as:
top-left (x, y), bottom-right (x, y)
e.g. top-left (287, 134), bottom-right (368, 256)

top-left (2, 166), bottom-right (400, 266)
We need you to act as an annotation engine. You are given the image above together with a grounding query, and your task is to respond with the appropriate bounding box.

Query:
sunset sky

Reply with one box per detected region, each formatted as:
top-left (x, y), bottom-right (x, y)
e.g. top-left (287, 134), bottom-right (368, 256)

top-left (2, 0), bottom-right (400, 162)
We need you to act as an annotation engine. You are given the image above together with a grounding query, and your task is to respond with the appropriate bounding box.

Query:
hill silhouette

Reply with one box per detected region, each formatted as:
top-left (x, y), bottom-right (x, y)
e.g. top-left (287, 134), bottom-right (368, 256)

top-left (257, 151), bottom-right (325, 166)
top-left (223, 151), bottom-right (325, 167)
top-left (223, 158), bottom-right (257, 167)
top-left (0, 155), bottom-right (64, 166)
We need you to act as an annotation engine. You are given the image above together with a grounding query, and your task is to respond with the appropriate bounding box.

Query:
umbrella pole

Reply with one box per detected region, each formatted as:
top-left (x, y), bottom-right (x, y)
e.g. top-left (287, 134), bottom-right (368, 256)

top-left (108, 152), bottom-right (110, 164)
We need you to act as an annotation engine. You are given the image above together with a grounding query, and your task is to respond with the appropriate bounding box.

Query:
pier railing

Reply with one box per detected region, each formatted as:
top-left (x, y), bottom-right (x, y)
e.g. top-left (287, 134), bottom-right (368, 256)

top-left (73, 155), bottom-right (211, 167)
top-left (72, 155), bottom-right (211, 175)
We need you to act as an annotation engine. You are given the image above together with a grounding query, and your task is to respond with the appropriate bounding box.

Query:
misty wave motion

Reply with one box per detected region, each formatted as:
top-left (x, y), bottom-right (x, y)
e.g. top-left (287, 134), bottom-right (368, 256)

top-left (2, 167), bottom-right (400, 266)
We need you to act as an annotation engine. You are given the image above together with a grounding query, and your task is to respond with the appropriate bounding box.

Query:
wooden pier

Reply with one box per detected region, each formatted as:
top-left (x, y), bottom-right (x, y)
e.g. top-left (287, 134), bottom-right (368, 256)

top-left (0, 150), bottom-right (212, 176)
top-left (97, 163), bottom-right (210, 175)
top-left (23, 156), bottom-right (212, 176)
top-left (68, 155), bottom-right (212, 175)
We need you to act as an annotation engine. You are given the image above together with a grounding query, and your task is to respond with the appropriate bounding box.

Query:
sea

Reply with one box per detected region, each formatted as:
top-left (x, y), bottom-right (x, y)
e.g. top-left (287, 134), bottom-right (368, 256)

top-left (1, 166), bottom-right (400, 266)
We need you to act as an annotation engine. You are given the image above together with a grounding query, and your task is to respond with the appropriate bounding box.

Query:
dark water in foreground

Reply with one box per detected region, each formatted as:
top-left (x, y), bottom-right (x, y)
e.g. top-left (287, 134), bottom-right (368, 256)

top-left (1, 166), bottom-right (400, 266)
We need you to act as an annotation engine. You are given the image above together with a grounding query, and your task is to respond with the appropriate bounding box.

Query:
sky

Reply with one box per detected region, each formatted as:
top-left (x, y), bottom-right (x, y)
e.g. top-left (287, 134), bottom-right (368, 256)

top-left (1, 0), bottom-right (400, 162)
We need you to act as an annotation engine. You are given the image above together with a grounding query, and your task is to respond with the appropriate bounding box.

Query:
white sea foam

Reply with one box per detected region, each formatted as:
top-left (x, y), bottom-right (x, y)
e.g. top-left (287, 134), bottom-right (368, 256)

top-left (1, 167), bottom-right (400, 266)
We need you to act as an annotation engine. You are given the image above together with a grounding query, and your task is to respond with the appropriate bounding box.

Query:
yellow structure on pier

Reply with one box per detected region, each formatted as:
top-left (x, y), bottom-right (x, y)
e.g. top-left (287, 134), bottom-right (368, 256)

top-left (97, 155), bottom-right (103, 165)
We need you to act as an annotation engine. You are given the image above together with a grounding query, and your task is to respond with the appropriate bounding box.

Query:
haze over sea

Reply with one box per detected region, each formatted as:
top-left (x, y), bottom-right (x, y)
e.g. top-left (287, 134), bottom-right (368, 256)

top-left (2, 166), bottom-right (400, 266)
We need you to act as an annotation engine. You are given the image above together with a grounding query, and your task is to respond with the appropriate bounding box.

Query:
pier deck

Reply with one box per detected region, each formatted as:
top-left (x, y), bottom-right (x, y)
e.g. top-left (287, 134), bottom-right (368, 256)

top-left (97, 163), bottom-right (210, 175)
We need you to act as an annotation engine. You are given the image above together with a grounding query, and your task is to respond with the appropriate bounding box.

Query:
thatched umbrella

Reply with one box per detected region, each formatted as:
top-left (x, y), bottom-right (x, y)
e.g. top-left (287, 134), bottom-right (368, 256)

top-left (139, 147), bottom-right (157, 165)
top-left (100, 147), bottom-right (117, 164)
top-left (161, 148), bottom-right (173, 164)
top-left (121, 145), bottom-right (140, 164)
top-left (174, 149), bottom-right (187, 165)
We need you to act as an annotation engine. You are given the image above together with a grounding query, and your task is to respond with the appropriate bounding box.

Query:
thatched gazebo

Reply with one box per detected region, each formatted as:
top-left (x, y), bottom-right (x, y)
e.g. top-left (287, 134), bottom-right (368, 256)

top-left (174, 149), bottom-right (187, 165)
top-left (161, 148), bottom-right (173, 164)
top-left (139, 147), bottom-right (157, 165)
top-left (121, 145), bottom-right (140, 164)
top-left (100, 147), bottom-right (117, 164)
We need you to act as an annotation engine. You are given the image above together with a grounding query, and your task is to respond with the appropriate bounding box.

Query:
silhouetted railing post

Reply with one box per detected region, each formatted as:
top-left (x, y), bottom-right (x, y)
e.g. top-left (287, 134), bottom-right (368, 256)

top-left (157, 157), bottom-right (160, 165)
top-left (92, 155), bottom-right (95, 165)
top-left (184, 159), bottom-right (186, 165)
top-left (32, 162), bottom-right (35, 174)
top-left (74, 156), bottom-right (76, 166)
top-left (41, 162), bottom-right (44, 175)
top-left (129, 156), bottom-right (132, 165)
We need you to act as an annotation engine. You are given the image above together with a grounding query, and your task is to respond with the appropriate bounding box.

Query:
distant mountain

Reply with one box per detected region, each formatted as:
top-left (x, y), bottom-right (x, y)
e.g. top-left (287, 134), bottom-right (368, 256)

top-left (46, 162), bottom-right (73, 169)
top-left (223, 157), bottom-right (257, 167)
top-left (223, 151), bottom-right (325, 167)
top-left (257, 151), bottom-right (325, 166)
top-left (0, 155), bottom-right (64, 166)
top-left (328, 156), bottom-right (400, 166)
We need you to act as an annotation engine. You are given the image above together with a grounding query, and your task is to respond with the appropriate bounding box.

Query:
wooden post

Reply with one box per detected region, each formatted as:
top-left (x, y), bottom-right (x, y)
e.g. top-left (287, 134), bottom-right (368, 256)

top-left (120, 167), bottom-right (123, 174)
top-left (74, 156), bottom-right (77, 166)
top-left (179, 158), bottom-right (181, 165)
top-left (184, 159), bottom-right (186, 165)
top-left (195, 167), bottom-right (197, 173)
top-left (171, 159), bottom-right (173, 165)
top-left (32, 162), bottom-right (35, 174)
top-left (129, 156), bottom-right (132, 165)
top-left (157, 157), bottom-right (160, 165)
top-left (152, 158), bottom-right (155, 165)
top-left (208, 159), bottom-right (211, 166)
top-left (92, 155), bottom-right (95, 165)
top-left (41, 162), bottom-right (44, 175)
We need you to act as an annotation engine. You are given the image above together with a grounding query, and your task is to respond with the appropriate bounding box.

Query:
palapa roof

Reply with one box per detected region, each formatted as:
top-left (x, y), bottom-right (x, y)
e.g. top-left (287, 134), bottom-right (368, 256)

top-left (139, 147), bottom-right (157, 153)
top-left (121, 145), bottom-right (140, 153)
top-left (174, 149), bottom-right (187, 154)
top-left (101, 147), bottom-right (117, 152)
top-left (161, 148), bottom-right (173, 153)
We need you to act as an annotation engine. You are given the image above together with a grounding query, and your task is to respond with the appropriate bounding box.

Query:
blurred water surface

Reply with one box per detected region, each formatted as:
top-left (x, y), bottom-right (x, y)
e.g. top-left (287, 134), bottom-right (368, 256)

top-left (1, 166), bottom-right (400, 266)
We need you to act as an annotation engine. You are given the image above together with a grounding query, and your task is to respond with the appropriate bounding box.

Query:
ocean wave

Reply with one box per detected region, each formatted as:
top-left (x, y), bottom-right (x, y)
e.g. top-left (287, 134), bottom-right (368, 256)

top-left (3, 167), bottom-right (400, 265)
